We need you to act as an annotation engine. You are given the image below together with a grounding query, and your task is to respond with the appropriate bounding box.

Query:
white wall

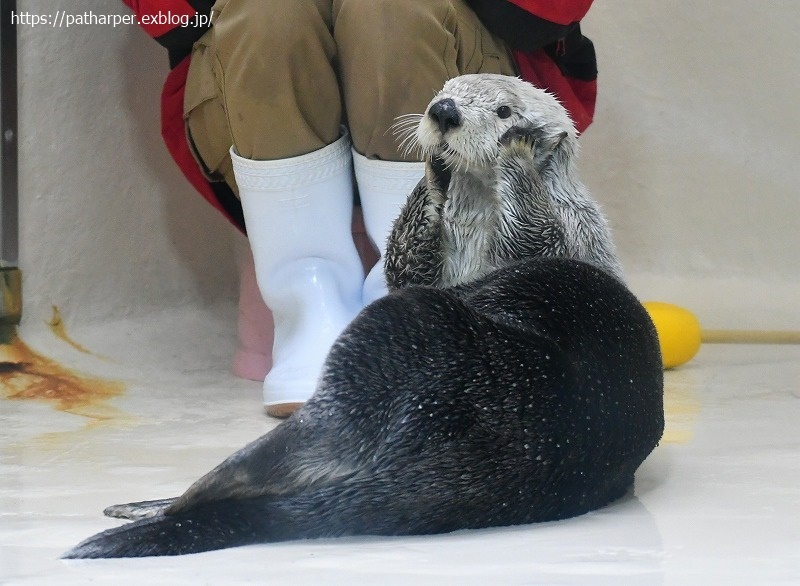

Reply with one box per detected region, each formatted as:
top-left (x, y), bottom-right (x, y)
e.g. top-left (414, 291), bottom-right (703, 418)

top-left (17, 0), bottom-right (241, 331)
top-left (15, 0), bottom-right (800, 333)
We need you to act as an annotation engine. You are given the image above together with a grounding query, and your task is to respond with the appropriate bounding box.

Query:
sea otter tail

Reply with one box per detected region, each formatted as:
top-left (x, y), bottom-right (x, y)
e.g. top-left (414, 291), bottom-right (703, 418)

top-left (62, 498), bottom-right (298, 558)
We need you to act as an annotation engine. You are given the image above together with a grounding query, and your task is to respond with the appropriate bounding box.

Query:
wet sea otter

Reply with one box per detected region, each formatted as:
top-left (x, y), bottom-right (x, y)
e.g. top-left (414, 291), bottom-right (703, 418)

top-left (64, 74), bottom-right (663, 558)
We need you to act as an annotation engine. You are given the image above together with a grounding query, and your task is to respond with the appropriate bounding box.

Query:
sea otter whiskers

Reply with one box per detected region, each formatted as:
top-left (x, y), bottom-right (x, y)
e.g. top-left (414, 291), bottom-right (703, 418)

top-left (64, 75), bottom-right (663, 559)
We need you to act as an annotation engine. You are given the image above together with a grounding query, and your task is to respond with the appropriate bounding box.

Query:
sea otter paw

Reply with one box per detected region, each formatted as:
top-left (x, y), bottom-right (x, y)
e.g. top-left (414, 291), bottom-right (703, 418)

top-left (103, 497), bottom-right (178, 520)
top-left (428, 155), bottom-right (452, 193)
top-left (499, 126), bottom-right (539, 154)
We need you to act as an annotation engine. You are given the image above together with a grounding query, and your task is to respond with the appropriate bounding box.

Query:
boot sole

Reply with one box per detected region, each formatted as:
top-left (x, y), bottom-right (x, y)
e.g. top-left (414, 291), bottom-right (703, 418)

top-left (264, 402), bottom-right (304, 419)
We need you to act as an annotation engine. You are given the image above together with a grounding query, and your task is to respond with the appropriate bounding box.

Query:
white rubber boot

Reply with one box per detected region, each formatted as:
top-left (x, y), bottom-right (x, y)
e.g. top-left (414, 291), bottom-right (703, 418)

top-left (231, 132), bottom-right (364, 417)
top-left (353, 150), bottom-right (424, 305)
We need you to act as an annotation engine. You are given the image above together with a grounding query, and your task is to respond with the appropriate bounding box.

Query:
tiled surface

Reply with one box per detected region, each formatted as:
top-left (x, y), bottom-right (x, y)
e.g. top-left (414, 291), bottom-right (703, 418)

top-left (1, 315), bottom-right (799, 585)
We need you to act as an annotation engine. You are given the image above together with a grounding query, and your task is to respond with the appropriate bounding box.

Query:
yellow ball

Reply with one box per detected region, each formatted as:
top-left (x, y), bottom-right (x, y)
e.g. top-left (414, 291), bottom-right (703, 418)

top-left (642, 302), bottom-right (702, 369)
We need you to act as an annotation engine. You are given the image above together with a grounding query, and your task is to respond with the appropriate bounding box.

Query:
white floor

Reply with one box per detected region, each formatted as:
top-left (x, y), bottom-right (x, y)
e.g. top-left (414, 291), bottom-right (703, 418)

top-left (1, 309), bottom-right (799, 585)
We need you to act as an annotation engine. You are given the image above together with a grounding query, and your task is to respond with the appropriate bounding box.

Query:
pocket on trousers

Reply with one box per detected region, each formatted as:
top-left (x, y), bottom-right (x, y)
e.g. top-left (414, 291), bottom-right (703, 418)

top-left (444, 5), bottom-right (481, 76)
top-left (476, 28), bottom-right (517, 76)
top-left (447, 1), bottom-right (517, 77)
top-left (183, 40), bottom-right (232, 181)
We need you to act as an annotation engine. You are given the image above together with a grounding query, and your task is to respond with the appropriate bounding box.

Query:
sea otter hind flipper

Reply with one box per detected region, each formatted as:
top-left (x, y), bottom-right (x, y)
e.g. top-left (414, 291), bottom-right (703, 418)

top-left (65, 497), bottom-right (297, 558)
top-left (103, 497), bottom-right (178, 520)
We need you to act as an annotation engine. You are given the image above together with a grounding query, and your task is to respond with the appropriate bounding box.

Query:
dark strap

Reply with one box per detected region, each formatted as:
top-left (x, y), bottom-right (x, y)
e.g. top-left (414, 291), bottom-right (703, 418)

top-left (466, 0), bottom-right (575, 52)
top-left (543, 25), bottom-right (597, 82)
top-left (150, 0), bottom-right (215, 68)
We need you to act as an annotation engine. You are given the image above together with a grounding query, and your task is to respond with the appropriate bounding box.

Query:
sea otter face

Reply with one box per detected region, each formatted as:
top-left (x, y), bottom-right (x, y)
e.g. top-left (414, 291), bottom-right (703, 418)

top-left (395, 74), bottom-right (576, 173)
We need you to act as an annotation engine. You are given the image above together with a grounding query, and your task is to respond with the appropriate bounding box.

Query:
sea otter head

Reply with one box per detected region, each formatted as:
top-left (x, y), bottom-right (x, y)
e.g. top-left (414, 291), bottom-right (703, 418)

top-left (396, 74), bottom-right (577, 173)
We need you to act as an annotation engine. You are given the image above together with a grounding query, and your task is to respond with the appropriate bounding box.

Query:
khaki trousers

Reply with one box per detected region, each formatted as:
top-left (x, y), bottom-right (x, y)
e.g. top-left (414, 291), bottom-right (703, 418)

top-left (183, 0), bottom-right (517, 194)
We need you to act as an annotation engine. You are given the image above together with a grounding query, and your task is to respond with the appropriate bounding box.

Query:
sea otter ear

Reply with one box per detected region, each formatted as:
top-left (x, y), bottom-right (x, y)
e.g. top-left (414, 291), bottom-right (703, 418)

top-left (532, 131), bottom-right (570, 170)
top-left (544, 131), bottom-right (569, 155)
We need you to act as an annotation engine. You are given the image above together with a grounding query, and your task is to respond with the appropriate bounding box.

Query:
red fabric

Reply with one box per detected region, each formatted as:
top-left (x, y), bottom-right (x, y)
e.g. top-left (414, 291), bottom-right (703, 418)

top-left (121, 0), bottom-right (198, 38)
top-left (160, 58), bottom-right (245, 232)
top-left (505, 0), bottom-right (593, 26)
top-left (514, 50), bottom-right (596, 135)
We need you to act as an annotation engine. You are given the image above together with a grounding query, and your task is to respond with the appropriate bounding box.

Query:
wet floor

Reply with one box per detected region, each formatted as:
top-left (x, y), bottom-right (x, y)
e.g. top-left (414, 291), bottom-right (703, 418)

top-left (1, 310), bottom-right (798, 585)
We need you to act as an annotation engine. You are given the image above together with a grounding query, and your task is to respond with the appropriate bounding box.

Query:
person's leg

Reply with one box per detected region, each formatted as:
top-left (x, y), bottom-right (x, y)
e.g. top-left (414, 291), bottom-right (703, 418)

top-left (334, 0), bottom-right (518, 302)
top-left (185, 0), bottom-right (363, 417)
top-left (232, 247), bottom-right (273, 381)
top-left (334, 0), bottom-right (518, 161)
top-left (185, 0), bottom-right (343, 185)
top-left (230, 132), bottom-right (364, 417)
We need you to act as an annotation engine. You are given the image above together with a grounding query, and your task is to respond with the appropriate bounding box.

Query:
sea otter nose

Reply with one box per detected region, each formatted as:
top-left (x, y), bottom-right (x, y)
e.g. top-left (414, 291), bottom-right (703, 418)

top-left (428, 98), bottom-right (461, 135)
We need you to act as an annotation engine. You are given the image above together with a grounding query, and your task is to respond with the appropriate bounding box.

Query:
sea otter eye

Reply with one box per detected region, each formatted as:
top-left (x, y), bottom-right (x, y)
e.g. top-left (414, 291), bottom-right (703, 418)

top-left (496, 106), bottom-right (512, 119)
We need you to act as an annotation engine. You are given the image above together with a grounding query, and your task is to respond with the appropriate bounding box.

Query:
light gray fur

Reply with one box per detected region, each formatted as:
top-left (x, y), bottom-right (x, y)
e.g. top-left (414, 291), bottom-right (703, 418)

top-left (388, 73), bottom-right (623, 289)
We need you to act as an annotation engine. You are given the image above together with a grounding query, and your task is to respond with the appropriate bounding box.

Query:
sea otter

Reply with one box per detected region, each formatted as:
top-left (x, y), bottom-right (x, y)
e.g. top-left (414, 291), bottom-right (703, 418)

top-left (64, 74), bottom-right (663, 559)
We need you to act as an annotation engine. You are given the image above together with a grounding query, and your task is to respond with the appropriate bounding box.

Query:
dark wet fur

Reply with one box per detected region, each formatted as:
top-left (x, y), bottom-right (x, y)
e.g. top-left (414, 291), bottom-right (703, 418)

top-left (64, 258), bottom-right (663, 558)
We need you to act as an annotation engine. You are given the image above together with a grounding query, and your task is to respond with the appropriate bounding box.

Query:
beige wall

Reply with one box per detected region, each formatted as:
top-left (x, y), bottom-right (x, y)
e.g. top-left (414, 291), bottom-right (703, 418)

top-left (16, 0), bottom-right (800, 333)
top-left (580, 2), bottom-right (799, 329)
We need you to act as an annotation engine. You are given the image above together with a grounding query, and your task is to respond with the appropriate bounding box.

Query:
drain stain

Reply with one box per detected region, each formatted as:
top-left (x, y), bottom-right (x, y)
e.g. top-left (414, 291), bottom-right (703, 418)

top-left (0, 334), bottom-right (125, 421)
top-left (47, 306), bottom-right (106, 358)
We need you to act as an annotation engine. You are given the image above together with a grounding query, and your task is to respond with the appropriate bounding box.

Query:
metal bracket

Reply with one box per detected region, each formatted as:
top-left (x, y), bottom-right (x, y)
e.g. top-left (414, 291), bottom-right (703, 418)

top-left (0, 0), bottom-right (21, 336)
top-left (1, 0), bottom-right (18, 267)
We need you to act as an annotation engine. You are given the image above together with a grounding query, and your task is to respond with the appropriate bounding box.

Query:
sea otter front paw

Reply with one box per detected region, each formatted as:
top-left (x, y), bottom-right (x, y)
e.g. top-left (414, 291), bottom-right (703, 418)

top-left (429, 155), bottom-right (452, 192)
top-left (500, 127), bottom-right (567, 172)
top-left (499, 126), bottom-right (539, 154)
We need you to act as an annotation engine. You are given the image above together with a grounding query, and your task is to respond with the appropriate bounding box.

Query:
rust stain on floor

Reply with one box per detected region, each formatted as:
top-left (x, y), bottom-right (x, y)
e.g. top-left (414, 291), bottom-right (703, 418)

top-left (0, 334), bottom-right (125, 421)
top-left (47, 306), bottom-right (106, 358)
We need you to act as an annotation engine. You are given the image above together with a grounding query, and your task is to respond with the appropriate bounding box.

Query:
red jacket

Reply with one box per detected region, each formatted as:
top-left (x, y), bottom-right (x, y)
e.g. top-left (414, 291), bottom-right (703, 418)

top-left (122, 0), bottom-right (597, 233)
top-left (507, 0), bottom-right (592, 25)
